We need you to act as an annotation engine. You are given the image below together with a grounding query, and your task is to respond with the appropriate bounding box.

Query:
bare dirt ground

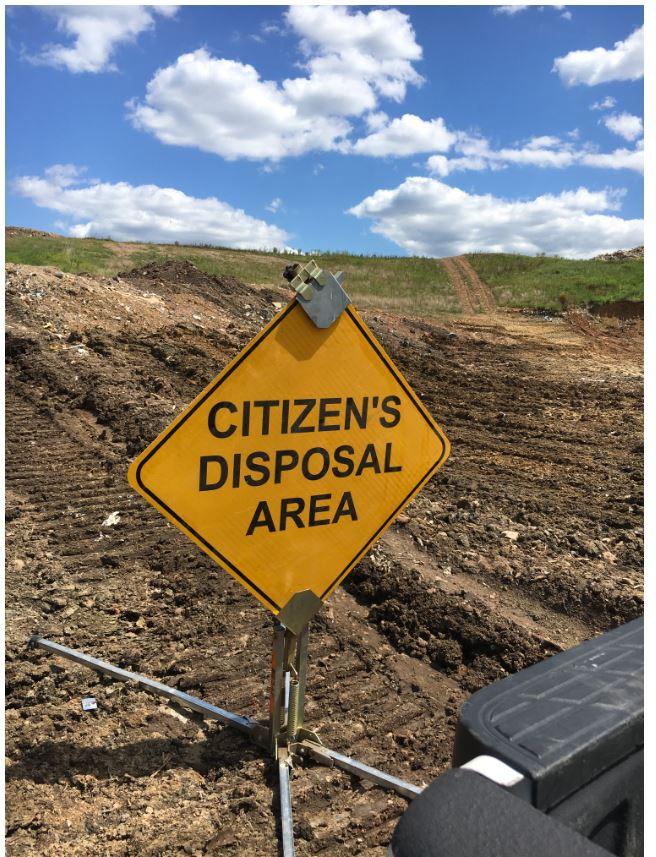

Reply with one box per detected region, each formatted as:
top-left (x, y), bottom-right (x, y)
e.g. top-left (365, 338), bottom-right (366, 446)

top-left (441, 256), bottom-right (496, 314)
top-left (455, 256), bottom-right (496, 314)
top-left (440, 258), bottom-right (475, 315)
top-left (5, 260), bottom-right (643, 856)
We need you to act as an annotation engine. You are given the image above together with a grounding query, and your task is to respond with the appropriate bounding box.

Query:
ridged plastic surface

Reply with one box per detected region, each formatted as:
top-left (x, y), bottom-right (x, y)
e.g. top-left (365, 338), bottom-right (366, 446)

top-left (453, 617), bottom-right (643, 810)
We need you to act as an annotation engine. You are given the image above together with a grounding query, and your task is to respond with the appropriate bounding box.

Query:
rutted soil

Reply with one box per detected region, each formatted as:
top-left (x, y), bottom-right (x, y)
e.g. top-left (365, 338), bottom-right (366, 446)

top-left (5, 261), bottom-right (643, 856)
top-left (453, 256), bottom-right (496, 314)
top-left (440, 257), bottom-right (475, 314)
top-left (440, 256), bottom-right (496, 314)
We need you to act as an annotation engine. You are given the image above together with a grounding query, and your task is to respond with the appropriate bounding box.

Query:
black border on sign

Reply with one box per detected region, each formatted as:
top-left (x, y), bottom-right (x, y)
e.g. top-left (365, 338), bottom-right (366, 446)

top-left (135, 301), bottom-right (448, 612)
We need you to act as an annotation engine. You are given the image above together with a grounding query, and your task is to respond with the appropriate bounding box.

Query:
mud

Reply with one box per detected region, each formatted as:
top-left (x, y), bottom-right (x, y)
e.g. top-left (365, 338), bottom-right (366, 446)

top-left (5, 261), bottom-right (643, 855)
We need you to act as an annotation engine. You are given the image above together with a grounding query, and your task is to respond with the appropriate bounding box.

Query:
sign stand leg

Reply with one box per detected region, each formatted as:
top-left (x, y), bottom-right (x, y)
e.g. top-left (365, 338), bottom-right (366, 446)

top-left (28, 630), bottom-right (423, 855)
top-left (269, 622), bottom-right (287, 757)
top-left (270, 623), bottom-right (299, 856)
top-left (278, 748), bottom-right (295, 857)
top-left (291, 624), bottom-right (309, 738)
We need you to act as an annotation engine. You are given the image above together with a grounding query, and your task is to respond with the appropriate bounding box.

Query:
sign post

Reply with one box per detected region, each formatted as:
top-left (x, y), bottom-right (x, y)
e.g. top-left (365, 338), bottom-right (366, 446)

top-left (28, 261), bottom-right (450, 855)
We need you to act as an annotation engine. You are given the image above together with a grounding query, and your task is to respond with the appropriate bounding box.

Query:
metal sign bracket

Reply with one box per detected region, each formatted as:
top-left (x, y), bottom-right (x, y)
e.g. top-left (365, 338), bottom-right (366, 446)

top-left (283, 260), bottom-right (351, 328)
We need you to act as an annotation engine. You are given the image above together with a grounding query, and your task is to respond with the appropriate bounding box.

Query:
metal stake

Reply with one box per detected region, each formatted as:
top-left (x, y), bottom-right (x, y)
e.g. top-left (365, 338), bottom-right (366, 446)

top-left (28, 636), bottom-right (263, 741)
top-left (278, 750), bottom-right (295, 857)
top-left (269, 622), bottom-right (287, 757)
top-left (298, 742), bottom-right (423, 800)
top-left (293, 624), bottom-right (309, 734)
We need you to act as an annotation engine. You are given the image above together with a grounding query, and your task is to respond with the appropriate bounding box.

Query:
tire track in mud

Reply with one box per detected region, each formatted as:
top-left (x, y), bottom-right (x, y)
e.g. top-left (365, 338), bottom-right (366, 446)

top-left (344, 549), bottom-right (559, 693)
top-left (441, 257), bottom-right (475, 314)
top-left (457, 256), bottom-right (496, 313)
top-left (380, 528), bottom-right (591, 653)
top-left (441, 256), bottom-right (496, 314)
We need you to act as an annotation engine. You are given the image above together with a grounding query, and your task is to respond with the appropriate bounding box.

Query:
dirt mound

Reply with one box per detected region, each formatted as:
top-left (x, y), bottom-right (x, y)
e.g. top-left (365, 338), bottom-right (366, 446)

top-left (116, 258), bottom-right (288, 317)
top-left (563, 308), bottom-right (643, 360)
top-left (346, 553), bottom-right (557, 692)
top-left (589, 300), bottom-right (643, 320)
top-left (118, 259), bottom-right (248, 294)
top-left (594, 246), bottom-right (644, 262)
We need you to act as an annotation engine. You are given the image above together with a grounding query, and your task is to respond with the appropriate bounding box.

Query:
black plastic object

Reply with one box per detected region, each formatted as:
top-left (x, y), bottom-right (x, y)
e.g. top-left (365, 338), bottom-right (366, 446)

top-left (389, 768), bottom-right (611, 857)
top-left (550, 749), bottom-right (643, 856)
top-left (453, 617), bottom-right (643, 855)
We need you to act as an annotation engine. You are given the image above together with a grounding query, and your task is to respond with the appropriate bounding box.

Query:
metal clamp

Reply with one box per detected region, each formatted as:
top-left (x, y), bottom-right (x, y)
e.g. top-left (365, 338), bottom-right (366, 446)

top-left (288, 260), bottom-right (322, 300)
top-left (283, 260), bottom-right (350, 329)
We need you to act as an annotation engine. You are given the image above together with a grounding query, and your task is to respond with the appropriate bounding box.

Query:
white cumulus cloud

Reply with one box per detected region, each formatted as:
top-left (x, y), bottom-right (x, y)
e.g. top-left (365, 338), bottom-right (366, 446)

top-left (602, 112), bottom-right (643, 141)
top-left (287, 5), bottom-right (423, 102)
top-left (128, 49), bottom-right (352, 161)
top-left (427, 132), bottom-right (643, 175)
top-left (129, 6), bottom-right (424, 162)
top-left (494, 6), bottom-right (529, 15)
top-left (283, 73), bottom-right (376, 118)
top-left (348, 177), bottom-right (643, 259)
top-left (525, 135), bottom-right (562, 149)
top-left (351, 114), bottom-right (456, 156)
top-left (590, 96), bottom-right (617, 111)
top-left (553, 25), bottom-right (644, 86)
top-left (12, 165), bottom-right (290, 250)
top-left (364, 111), bottom-right (390, 132)
top-left (494, 5), bottom-right (570, 17)
top-left (31, 6), bottom-right (178, 73)
top-left (580, 148), bottom-right (644, 172)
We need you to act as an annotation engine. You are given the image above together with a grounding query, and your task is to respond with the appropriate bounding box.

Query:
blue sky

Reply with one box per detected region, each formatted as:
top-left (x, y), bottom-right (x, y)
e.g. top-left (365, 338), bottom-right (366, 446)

top-left (6, 4), bottom-right (644, 258)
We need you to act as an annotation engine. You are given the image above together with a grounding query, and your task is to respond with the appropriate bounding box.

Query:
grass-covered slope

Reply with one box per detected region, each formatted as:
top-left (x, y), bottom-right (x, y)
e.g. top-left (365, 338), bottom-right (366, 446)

top-left (5, 228), bottom-right (643, 315)
top-left (466, 252), bottom-right (643, 310)
top-left (5, 233), bottom-right (117, 275)
top-left (4, 230), bottom-right (459, 315)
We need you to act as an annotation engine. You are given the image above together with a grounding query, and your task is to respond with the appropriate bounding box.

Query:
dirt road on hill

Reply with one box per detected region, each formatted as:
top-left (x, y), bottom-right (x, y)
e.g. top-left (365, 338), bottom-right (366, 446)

top-left (441, 256), bottom-right (496, 314)
top-left (5, 260), bottom-right (643, 856)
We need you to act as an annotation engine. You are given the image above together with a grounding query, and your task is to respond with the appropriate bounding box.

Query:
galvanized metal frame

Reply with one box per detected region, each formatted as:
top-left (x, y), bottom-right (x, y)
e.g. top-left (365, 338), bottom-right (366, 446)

top-left (28, 628), bottom-right (423, 857)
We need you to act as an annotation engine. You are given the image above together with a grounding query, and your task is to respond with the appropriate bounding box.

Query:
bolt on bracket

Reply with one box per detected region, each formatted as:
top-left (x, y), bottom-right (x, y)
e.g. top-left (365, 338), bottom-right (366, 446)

top-left (283, 260), bottom-right (350, 329)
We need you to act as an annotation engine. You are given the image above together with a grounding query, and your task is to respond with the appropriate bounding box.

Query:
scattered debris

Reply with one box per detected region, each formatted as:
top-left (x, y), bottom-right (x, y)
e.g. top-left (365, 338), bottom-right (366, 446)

top-left (594, 246), bottom-right (644, 262)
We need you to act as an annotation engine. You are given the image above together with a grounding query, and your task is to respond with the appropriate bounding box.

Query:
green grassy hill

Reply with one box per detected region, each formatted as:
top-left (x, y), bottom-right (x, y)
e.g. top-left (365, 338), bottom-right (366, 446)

top-left (466, 252), bottom-right (643, 311)
top-left (5, 228), bottom-right (643, 316)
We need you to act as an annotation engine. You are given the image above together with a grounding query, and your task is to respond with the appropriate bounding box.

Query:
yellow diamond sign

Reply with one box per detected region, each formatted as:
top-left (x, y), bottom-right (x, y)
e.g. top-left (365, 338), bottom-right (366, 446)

top-left (128, 301), bottom-right (450, 618)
